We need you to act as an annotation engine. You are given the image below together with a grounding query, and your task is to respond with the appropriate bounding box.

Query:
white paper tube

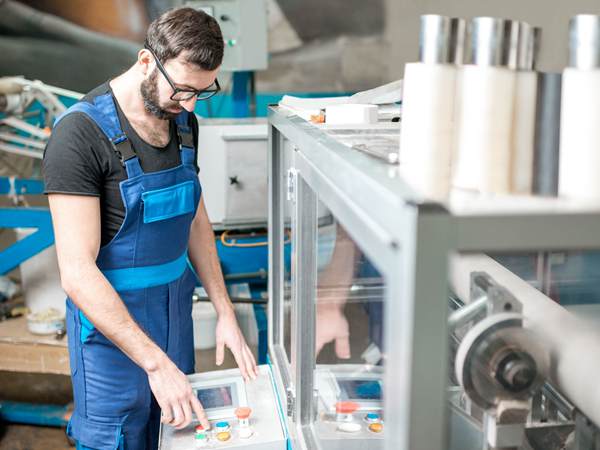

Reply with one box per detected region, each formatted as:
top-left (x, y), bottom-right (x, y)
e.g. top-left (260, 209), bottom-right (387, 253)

top-left (511, 71), bottom-right (538, 194)
top-left (559, 68), bottom-right (600, 200)
top-left (399, 62), bottom-right (457, 201)
top-left (453, 65), bottom-right (516, 194)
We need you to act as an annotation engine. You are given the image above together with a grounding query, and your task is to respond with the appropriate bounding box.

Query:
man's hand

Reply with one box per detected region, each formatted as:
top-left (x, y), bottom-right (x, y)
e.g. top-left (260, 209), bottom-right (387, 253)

top-left (146, 354), bottom-right (210, 430)
top-left (215, 308), bottom-right (259, 381)
top-left (316, 304), bottom-right (351, 359)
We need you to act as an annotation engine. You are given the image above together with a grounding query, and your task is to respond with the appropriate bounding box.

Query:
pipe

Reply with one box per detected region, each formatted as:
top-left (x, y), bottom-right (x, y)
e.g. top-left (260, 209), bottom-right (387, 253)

top-left (450, 253), bottom-right (600, 429)
top-left (0, 401), bottom-right (70, 427)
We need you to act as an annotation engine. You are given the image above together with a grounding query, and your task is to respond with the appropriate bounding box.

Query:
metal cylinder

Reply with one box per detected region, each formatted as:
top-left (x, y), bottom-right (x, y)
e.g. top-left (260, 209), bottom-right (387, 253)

top-left (533, 72), bottom-right (562, 196)
top-left (449, 17), bottom-right (466, 64)
top-left (517, 22), bottom-right (538, 71)
top-left (419, 14), bottom-right (452, 64)
top-left (503, 19), bottom-right (520, 69)
top-left (469, 17), bottom-right (507, 67)
top-left (569, 15), bottom-right (600, 69)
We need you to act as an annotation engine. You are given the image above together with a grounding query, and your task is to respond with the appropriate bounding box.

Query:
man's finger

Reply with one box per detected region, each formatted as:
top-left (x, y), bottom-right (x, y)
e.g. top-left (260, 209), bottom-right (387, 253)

top-left (231, 344), bottom-right (250, 381)
top-left (191, 395), bottom-right (210, 430)
top-left (170, 403), bottom-right (185, 428)
top-left (243, 346), bottom-right (258, 379)
top-left (160, 401), bottom-right (174, 424)
top-left (335, 335), bottom-right (351, 359)
top-left (216, 340), bottom-right (225, 366)
top-left (176, 400), bottom-right (193, 430)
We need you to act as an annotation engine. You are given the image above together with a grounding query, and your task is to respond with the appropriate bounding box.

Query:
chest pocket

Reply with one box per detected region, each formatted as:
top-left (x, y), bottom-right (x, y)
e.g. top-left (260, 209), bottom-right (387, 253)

top-left (141, 180), bottom-right (196, 223)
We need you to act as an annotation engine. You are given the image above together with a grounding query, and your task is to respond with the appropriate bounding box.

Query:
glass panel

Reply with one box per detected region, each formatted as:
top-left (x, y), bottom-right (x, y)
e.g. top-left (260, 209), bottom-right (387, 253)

top-left (312, 217), bottom-right (386, 449)
top-left (282, 138), bottom-right (293, 363)
top-left (492, 251), bottom-right (600, 306)
top-left (283, 223), bottom-right (292, 361)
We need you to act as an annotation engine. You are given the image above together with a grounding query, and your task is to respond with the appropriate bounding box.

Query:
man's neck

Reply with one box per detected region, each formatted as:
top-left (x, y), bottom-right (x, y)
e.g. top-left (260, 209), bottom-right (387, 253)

top-left (109, 68), bottom-right (166, 129)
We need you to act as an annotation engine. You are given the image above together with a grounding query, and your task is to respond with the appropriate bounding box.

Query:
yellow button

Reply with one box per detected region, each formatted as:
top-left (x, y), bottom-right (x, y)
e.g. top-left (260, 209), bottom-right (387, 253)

top-left (368, 423), bottom-right (383, 433)
top-left (217, 431), bottom-right (231, 441)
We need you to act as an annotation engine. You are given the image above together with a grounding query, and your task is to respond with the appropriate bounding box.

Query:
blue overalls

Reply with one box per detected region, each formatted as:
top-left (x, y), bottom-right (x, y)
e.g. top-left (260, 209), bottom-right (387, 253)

top-left (56, 92), bottom-right (201, 450)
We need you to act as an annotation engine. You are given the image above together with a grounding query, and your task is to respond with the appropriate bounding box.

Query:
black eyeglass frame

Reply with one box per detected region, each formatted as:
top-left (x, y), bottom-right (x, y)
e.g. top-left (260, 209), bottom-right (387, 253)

top-left (144, 45), bottom-right (220, 102)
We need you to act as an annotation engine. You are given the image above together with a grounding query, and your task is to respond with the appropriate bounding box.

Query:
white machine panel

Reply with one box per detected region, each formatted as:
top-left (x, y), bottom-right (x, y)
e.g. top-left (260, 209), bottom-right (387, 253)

top-left (197, 118), bottom-right (268, 228)
top-left (159, 366), bottom-right (286, 450)
top-left (314, 365), bottom-right (385, 449)
top-left (185, 0), bottom-right (268, 71)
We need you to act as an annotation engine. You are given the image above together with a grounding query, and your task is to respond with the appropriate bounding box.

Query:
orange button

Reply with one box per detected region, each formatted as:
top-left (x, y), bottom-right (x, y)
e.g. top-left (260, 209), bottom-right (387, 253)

top-left (235, 406), bottom-right (252, 419)
top-left (368, 423), bottom-right (383, 433)
top-left (217, 431), bottom-right (231, 441)
top-left (335, 401), bottom-right (359, 414)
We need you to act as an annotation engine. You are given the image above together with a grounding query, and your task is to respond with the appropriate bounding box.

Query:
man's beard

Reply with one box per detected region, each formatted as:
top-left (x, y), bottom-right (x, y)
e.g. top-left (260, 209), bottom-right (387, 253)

top-left (140, 68), bottom-right (180, 120)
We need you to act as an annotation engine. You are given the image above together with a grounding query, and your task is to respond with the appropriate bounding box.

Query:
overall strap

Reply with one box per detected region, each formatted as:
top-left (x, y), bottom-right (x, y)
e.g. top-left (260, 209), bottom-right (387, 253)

top-left (175, 111), bottom-right (196, 166)
top-left (54, 93), bottom-right (143, 178)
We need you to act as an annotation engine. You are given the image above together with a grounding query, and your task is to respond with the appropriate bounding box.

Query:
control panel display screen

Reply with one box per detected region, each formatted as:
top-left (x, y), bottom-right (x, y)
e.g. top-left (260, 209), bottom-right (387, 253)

top-left (196, 386), bottom-right (234, 410)
top-left (339, 379), bottom-right (382, 401)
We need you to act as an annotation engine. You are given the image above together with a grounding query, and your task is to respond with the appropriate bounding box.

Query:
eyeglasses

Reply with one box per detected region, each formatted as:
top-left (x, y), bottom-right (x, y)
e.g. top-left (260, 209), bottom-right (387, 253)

top-left (145, 45), bottom-right (220, 102)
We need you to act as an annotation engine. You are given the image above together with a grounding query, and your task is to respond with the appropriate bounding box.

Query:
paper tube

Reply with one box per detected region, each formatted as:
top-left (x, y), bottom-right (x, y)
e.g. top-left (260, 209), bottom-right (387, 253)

top-left (400, 62), bottom-right (457, 201)
top-left (559, 68), bottom-right (600, 200)
top-left (453, 65), bottom-right (516, 194)
top-left (511, 71), bottom-right (538, 194)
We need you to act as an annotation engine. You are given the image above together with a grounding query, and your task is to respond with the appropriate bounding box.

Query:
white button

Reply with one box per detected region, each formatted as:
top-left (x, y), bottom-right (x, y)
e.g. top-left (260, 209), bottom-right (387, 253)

top-left (239, 427), bottom-right (254, 439)
top-left (337, 422), bottom-right (362, 433)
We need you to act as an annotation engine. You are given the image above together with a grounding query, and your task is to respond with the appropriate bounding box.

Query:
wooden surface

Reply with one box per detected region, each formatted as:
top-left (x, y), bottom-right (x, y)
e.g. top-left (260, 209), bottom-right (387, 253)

top-left (0, 316), bottom-right (69, 375)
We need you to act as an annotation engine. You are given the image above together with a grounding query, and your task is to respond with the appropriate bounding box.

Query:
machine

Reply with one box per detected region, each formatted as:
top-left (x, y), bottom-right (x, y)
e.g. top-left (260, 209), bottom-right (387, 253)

top-left (265, 104), bottom-right (600, 450)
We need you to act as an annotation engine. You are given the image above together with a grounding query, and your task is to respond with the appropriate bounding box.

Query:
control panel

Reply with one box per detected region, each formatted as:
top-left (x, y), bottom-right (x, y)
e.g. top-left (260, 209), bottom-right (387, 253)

top-left (185, 0), bottom-right (268, 72)
top-left (159, 366), bottom-right (286, 450)
top-left (314, 365), bottom-right (385, 449)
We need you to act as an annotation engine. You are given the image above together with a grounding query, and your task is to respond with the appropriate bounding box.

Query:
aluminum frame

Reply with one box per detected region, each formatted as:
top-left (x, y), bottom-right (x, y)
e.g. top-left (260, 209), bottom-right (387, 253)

top-left (267, 106), bottom-right (600, 450)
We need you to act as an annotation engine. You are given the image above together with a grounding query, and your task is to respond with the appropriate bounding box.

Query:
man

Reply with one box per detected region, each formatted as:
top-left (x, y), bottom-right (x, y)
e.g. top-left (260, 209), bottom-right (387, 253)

top-left (42, 7), bottom-right (258, 450)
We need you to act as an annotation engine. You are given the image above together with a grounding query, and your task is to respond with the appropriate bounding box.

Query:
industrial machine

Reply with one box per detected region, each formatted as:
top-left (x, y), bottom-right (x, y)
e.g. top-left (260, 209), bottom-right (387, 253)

top-left (265, 104), bottom-right (600, 450)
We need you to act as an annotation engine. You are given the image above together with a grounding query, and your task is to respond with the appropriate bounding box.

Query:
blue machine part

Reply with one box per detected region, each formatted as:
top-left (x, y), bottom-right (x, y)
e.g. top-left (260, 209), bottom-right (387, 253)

top-left (0, 177), bottom-right (45, 196)
top-left (0, 401), bottom-right (70, 427)
top-left (232, 71), bottom-right (252, 118)
top-left (0, 207), bottom-right (54, 275)
top-left (216, 231), bottom-right (292, 286)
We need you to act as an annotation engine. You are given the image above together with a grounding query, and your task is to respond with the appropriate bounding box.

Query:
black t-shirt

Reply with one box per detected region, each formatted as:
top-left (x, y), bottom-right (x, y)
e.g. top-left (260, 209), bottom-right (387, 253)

top-left (42, 82), bottom-right (199, 247)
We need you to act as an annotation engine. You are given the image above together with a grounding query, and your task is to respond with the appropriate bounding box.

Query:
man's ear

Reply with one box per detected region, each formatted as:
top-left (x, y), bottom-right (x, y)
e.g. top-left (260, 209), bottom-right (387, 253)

top-left (138, 49), bottom-right (154, 75)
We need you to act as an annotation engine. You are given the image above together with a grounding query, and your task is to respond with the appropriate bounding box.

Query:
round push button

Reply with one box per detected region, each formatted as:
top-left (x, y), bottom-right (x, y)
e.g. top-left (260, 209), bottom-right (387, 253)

top-left (217, 431), bottom-right (231, 442)
top-left (369, 422), bottom-right (384, 433)
top-left (365, 413), bottom-right (381, 423)
top-left (215, 421), bottom-right (230, 432)
top-left (337, 422), bottom-right (361, 433)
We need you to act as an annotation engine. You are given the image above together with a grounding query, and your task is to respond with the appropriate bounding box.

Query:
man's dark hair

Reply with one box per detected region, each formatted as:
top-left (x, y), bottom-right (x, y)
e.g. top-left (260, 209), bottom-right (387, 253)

top-left (145, 7), bottom-right (224, 70)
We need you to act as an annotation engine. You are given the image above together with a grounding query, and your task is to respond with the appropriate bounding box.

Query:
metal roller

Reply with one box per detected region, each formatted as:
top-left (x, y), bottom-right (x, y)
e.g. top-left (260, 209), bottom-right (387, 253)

top-left (569, 14), bottom-right (600, 69)
top-left (468, 17), bottom-right (507, 67)
top-left (419, 14), bottom-right (453, 64)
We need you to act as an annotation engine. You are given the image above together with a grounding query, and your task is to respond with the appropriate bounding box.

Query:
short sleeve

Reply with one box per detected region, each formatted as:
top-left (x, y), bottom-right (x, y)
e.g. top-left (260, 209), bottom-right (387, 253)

top-left (42, 112), bottom-right (107, 196)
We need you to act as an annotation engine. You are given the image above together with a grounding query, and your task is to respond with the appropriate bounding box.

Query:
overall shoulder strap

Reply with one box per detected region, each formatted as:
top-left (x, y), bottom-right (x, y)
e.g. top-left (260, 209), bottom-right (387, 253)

top-left (54, 93), bottom-right (139, 173)
top-left (175, 110), bottom-right (195, 166)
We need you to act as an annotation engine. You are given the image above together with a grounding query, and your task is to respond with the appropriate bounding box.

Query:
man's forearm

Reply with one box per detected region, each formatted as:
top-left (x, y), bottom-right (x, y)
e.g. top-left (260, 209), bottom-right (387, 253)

top-left (188, 206), bottom-right (234, 317)
top-left (63, 258), bottom-right (166, 372)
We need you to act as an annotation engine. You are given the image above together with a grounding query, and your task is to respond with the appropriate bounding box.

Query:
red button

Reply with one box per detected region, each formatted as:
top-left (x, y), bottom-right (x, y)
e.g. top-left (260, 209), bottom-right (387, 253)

top-left (335, 401), bottom-right (359, 414)
top-left (235, 407), bottom-right (252, 419)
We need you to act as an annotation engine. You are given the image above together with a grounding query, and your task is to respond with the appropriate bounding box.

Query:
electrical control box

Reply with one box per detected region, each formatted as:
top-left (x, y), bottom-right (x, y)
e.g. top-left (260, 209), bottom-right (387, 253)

top-left (158, 365), bottom-right (287, 450)
top-left (185, 0), bottom-right (268, 71)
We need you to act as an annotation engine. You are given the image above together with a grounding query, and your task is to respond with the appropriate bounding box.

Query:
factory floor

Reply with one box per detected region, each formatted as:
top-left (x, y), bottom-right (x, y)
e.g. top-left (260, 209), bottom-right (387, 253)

top-left (0, 348), bottom-right (242, 449)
